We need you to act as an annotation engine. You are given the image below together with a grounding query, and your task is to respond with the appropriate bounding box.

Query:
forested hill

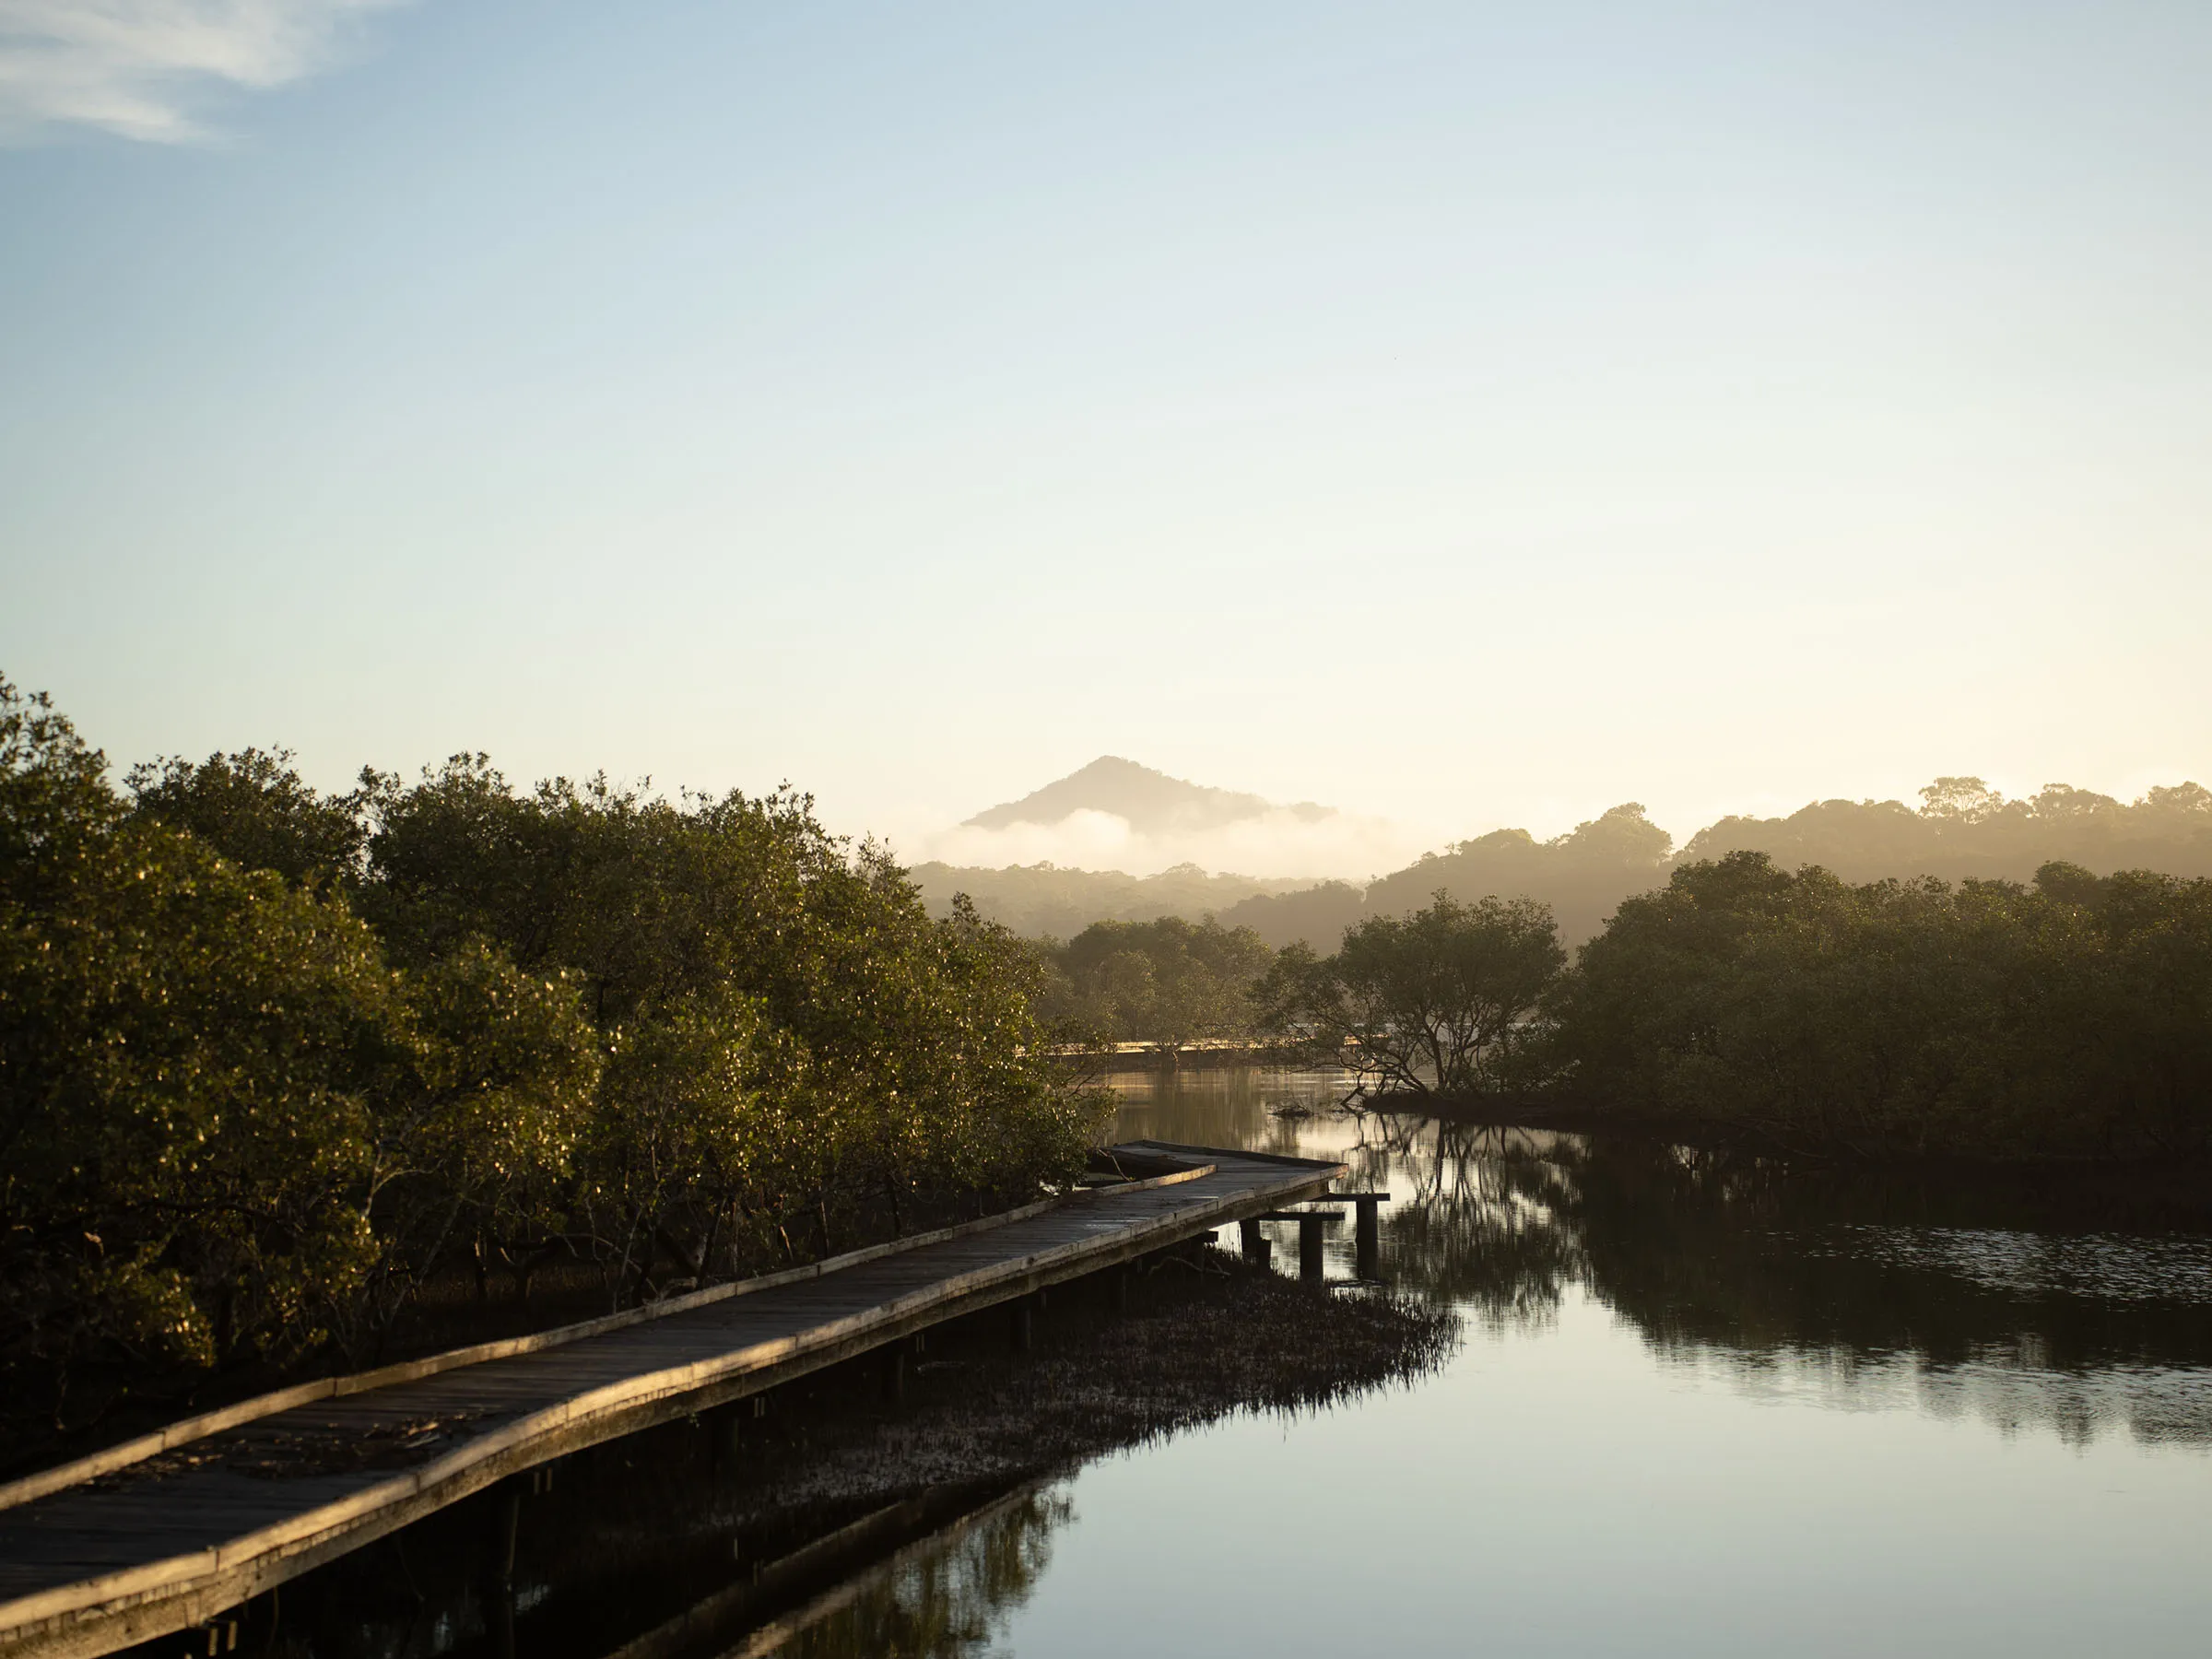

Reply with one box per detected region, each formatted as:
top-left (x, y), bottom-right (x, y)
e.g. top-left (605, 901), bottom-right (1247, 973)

top-left (1683, 780), bottom-right (2212, 882)
top-left (922, 803), bottom-right (1671, 948)
top-left (1357, 804), bottom-right (1672, 947)
top-left (965, 756), bottom-right (1331, 834)
top-left (924, 781), bottom-right (2212, 950)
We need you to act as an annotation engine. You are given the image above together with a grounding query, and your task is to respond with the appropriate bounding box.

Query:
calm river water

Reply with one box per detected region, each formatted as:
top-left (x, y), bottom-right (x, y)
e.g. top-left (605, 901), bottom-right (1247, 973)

top-left (773, 1067), bottom-right (2212, 1658)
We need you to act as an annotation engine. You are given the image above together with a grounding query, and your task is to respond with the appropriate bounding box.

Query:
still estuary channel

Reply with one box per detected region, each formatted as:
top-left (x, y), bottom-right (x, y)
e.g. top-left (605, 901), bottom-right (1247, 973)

top-left (196, 1068), bottom-right (2212, 1659)
top-left (774, 1066), bottom-right (2212, 1658)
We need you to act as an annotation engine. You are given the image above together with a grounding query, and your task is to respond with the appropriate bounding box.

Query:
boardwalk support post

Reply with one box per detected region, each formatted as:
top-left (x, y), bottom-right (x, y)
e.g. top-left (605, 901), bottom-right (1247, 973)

top-left (1298, 1214), bottom-right (1326, 1284)
top-left (1240, 1218), bottom-right (1264, 1263)
top-left (479, 1478), bottom-right (523, 1658)
top-left (1009, 1300), bottom-right (1033, 1353)
top-left (715, 1394), bottom-right (767, 1466)
top-left (1355, 1196), bottom-right (1382, 1279)
top-left (880, 1344), bottom-right (906, 1405)
top-left (489, 1484), bottom-right (521, 1590)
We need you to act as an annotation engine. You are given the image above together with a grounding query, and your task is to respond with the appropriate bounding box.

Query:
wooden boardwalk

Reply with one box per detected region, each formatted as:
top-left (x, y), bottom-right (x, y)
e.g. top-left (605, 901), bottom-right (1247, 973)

top-left (0, 1142), bottom-right (1344, 1659)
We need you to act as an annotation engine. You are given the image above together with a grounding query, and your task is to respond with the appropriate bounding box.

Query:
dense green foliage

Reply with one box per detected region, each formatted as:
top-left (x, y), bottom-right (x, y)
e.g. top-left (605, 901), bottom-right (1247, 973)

top-left (0, 678), bottom-right (1100, 1439)
top-left (1554, 852), bottom-right (2212, 1158)
top-left (1241, 854), bottom-right (2211, 1159)
top-left (1032, 916), bottom-right (1272, 1055)
top-left (1261, 894), bottom-right (1564, 1100)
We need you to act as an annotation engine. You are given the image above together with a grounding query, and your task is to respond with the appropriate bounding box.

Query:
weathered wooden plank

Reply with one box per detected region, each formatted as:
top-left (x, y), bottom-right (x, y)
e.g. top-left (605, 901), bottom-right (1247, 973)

top-left (0, 1147), bottom-right (1341, 1659)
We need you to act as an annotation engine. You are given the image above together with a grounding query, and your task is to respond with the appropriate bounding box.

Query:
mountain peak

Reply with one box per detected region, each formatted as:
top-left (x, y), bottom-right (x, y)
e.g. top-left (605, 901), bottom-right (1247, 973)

top-left (965, 757), bottom-right (1332, 836)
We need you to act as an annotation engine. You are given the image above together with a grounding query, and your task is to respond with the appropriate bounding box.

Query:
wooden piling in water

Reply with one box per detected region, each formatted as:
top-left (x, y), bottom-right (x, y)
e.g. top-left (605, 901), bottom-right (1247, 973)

top-left (1290, 1191), bottom-right (1391, 1281)
top-left (1298, 1214), bottom-right (1326, 1283)
top-left (483, 1478), bottom-right (523, 1647)
top-left (1355, 1197), bottom-right (1381, 1279)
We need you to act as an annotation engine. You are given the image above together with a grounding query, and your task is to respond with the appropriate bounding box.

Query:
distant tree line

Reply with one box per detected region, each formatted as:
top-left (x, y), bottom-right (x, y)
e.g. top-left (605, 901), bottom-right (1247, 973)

top-left (925, 781), bottom-right (2212, 952)
top-left (1555, 852), bottom-right (2212, 1159)
top-left (1682, 776), bottom-right (2212, 883)
top-left (946, 805), bottom-right (1686, 1061)
top-left (0, 677), bottom-right (1100, 1446)
top-left (1252, 855), bottom-right (2210, 1160)
top-left (906, 860), bottom-right (1307, 942)
top-left (1028, 917), bottom-right (1274, 1058)
top-left (989, 842), bottom-right (2212, 1163)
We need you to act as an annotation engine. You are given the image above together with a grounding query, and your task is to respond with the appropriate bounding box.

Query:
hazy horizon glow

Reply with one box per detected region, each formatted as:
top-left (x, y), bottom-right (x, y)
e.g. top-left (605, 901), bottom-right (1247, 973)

top-left (5, 2), bottom-right (2208, 870)
top-left (904, 802), bottom-right (1432, 883)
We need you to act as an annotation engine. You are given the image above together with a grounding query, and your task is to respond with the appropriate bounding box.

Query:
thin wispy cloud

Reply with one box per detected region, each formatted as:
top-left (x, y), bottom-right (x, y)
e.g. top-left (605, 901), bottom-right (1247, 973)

top-left (0, 1), bottom-right (405, 143)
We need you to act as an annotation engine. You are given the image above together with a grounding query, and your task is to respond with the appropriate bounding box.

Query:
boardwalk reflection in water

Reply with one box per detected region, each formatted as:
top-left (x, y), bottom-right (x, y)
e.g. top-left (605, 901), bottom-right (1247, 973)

top-left (742, 1487), bottom-right (1068, 1659)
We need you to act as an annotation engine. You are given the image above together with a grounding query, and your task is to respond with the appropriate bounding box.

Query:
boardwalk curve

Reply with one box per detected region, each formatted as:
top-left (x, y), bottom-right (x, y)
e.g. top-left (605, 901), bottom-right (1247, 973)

top-left (0, 1142), bottom-right (1345, 1659)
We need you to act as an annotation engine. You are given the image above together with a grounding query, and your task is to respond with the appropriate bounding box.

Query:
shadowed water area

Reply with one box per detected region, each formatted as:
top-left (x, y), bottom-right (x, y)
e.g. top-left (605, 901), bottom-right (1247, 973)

top-left (765, 1071), bottom-right (2212, 1657)
top-left (157, 1071), bottom-right (2212, 1658)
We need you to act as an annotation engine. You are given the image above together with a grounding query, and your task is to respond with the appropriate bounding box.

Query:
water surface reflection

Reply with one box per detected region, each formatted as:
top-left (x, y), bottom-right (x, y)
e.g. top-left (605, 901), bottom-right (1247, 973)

top-left (1119, 1067), bottom-right (2212, 1448)
top-left (738, 1487), bottom-right (1068, 1659)
top-left (234, 1069), bottom-right (2212, 1659)
top-left (754, 1071), bottom-right (2212, 1655)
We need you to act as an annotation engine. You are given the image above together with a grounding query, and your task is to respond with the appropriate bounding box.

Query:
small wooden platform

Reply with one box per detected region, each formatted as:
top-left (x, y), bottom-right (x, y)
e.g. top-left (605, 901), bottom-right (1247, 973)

top-left (0, 1142), bottom-right (1343, 1659)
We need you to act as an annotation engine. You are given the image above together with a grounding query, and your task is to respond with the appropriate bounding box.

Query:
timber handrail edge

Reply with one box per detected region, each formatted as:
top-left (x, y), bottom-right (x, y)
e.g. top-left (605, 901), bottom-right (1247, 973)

top-left (0, 1157), bottom-right (1340, 1638)
top-left (0, 1165), bottom-right (1215, 1516)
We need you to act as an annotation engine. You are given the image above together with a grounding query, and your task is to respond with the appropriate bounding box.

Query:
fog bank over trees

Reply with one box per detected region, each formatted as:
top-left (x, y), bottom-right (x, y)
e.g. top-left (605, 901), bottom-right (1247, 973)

top-left (905, 861), bottom-right (1312, 940)
top-left (915, 756), bottom-right (1427, 881)
top-left (918, 781), bottom-right (2212, 948)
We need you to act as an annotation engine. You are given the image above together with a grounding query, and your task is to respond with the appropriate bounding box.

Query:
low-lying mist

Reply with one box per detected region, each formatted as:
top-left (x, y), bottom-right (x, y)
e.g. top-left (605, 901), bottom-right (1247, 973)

top-left (911, 805), bottom-right (1430, 882)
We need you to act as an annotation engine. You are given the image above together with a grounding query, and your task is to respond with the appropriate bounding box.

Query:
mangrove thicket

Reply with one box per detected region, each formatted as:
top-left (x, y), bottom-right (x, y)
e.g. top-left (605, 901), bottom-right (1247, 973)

top-left (0, 677), bottom-right (1102, 1453)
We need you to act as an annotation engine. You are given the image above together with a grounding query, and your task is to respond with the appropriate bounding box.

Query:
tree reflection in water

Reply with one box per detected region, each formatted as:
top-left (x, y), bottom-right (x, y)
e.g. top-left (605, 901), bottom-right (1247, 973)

top-left (1330, 1109), bottom-right (2212, 1449)
top-left (1355, 1118), bottom-right (1584, 1330)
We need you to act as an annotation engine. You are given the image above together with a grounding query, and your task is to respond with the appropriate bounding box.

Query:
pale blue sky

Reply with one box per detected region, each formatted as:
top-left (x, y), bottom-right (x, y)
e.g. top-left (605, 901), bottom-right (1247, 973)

top-left (3, 2), bottom-right (2207, 867)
